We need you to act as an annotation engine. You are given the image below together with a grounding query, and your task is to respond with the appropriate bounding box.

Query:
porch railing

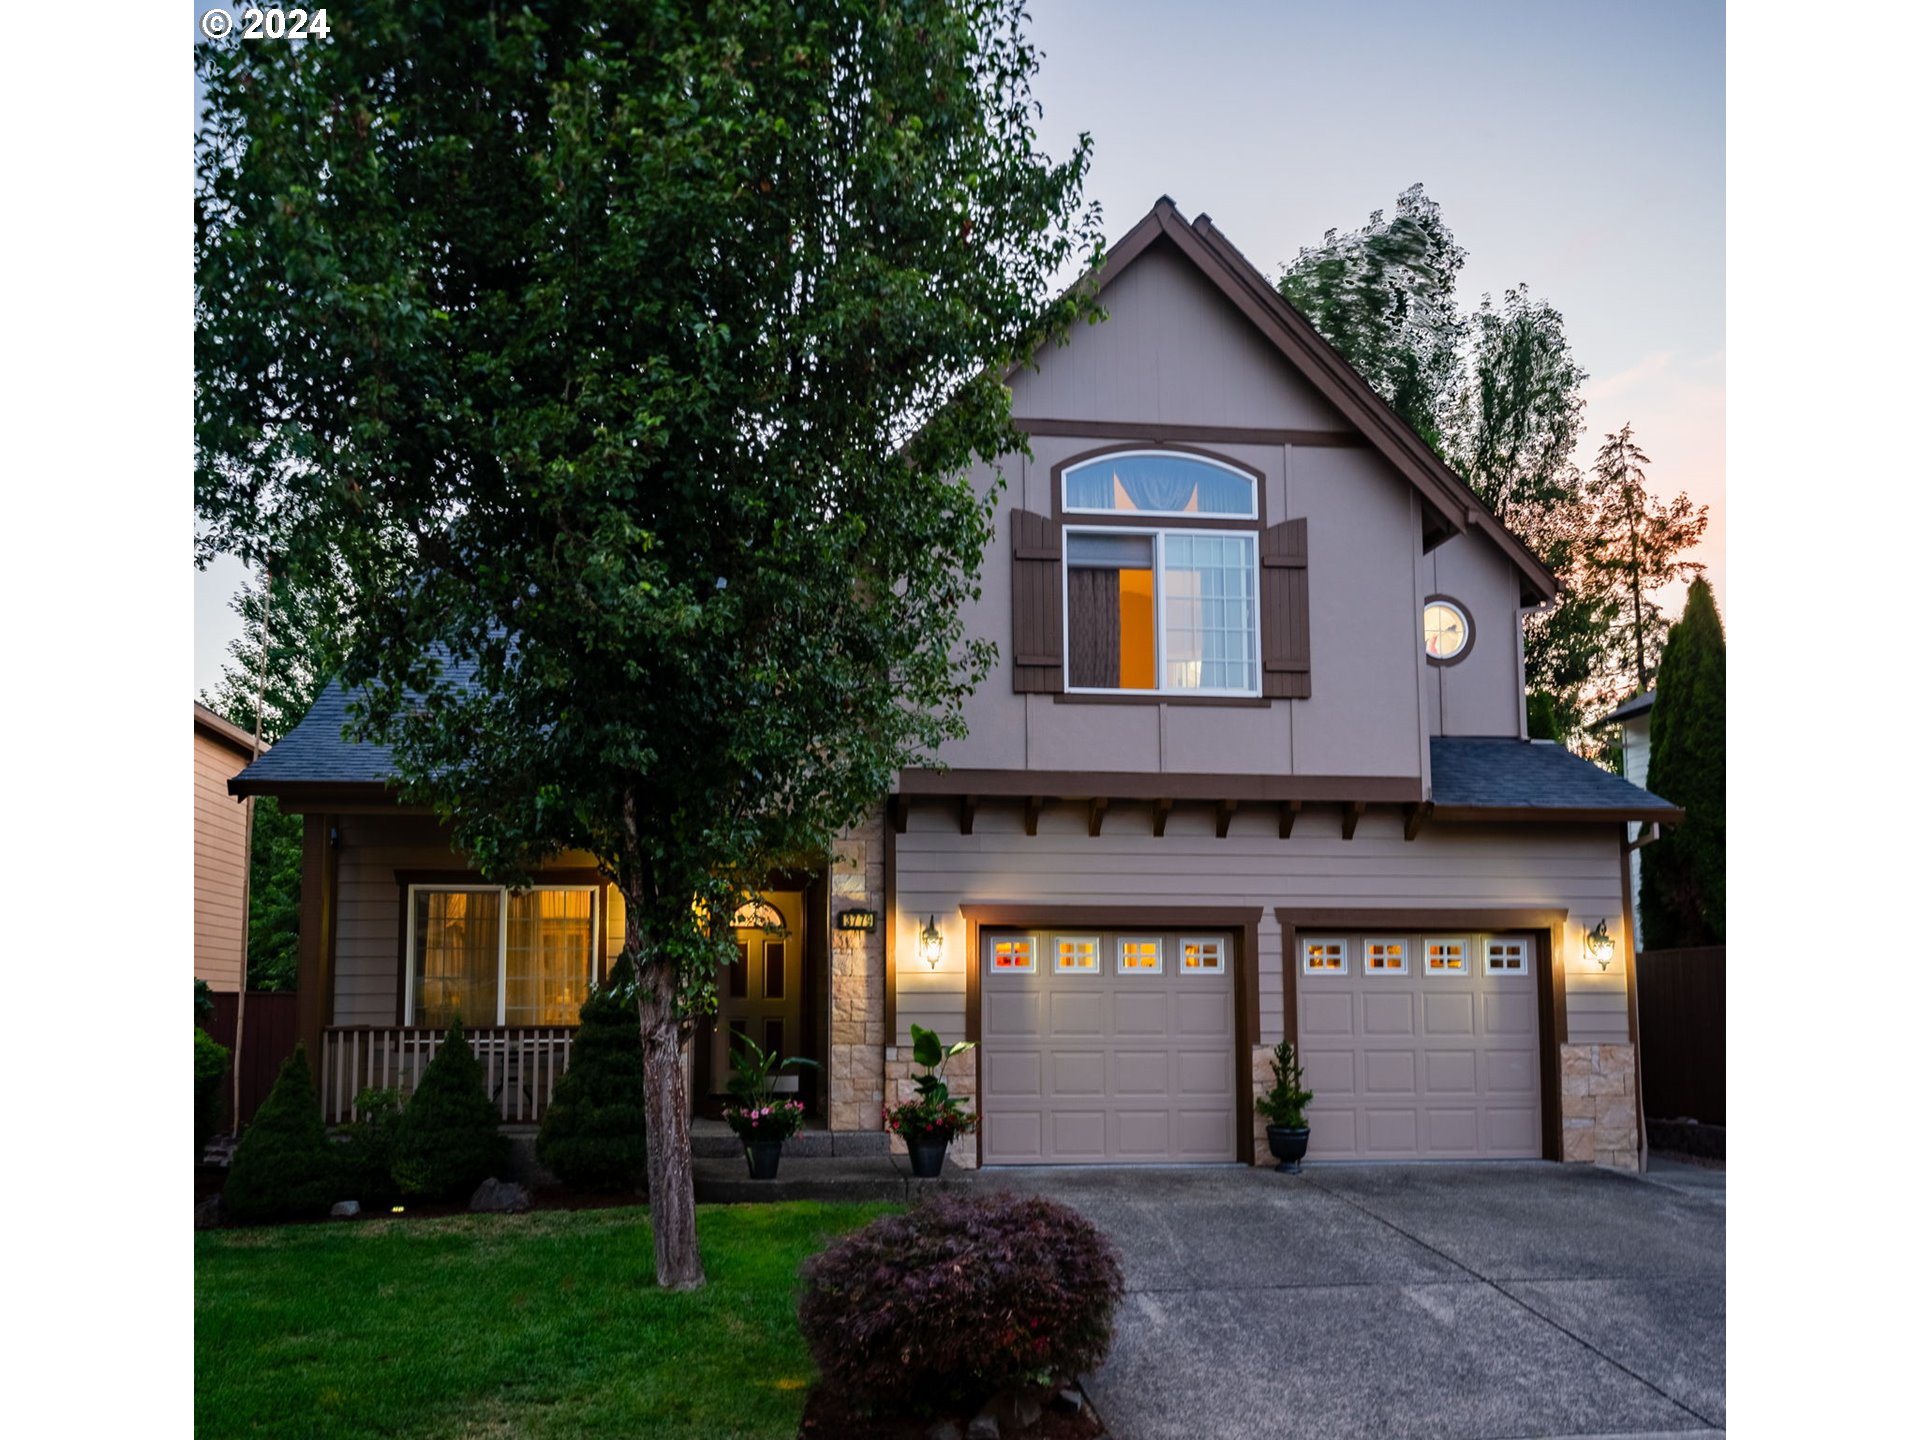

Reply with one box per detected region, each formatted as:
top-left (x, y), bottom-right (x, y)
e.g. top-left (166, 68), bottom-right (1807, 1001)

top-left (320, 1025), bottom-right (578, 1125)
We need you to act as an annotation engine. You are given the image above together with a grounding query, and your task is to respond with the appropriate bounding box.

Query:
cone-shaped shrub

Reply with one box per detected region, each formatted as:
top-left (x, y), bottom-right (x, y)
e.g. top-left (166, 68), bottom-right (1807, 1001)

top-left (799, 1191), bottom-right (1124, 1416)
top-left (195, 1026), bottom-right (231, 1153)
top-left (391, 1019), bottom-right (510, 1201)
top-left (537, 958), bottom-right (647, 1191)
top-left (224, 1042), bottom-right (336, 1224)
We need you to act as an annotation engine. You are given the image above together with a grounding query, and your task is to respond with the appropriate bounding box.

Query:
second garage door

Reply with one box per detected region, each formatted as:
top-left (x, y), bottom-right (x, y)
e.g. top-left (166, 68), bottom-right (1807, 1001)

top-left (1297, 930), bottom-right (1544, 1160)
top-left (980, 927), bottom-right (1238, 1165)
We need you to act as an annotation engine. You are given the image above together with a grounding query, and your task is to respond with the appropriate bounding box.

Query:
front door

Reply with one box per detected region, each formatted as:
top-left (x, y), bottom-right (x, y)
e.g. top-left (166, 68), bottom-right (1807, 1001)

top-left (711, 890), bottom-right (805, 1098)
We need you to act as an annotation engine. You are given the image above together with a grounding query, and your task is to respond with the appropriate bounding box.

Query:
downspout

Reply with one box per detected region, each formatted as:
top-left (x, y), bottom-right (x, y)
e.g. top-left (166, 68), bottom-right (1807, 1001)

top-left (1624, 822), bottom-right (1663, 1173)
top-left (230, 570), bottom-right (272, 1135)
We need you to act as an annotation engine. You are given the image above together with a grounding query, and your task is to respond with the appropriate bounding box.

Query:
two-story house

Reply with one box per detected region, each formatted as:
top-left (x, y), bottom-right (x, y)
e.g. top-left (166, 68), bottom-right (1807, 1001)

top-left (231, 200), bottom-right (1678, 1174)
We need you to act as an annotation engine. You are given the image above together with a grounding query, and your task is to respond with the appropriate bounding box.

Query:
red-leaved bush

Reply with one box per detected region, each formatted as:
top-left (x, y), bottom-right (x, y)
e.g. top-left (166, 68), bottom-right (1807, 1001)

top-left (797, 1191), bottom-right (1124, 1414)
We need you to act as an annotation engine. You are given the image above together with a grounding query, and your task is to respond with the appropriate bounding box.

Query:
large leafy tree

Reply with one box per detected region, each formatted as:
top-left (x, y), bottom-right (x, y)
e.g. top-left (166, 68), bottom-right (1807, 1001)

top-left (1278, 184), bottom-right (1466, 449)
top-left (1640, 578), bottom-right (1725, 947)
top-left (195, 0), bottom-right (1098, 1288)
top-left (202, 570), bottom-right (357, 989)
top-left (1586, 424), bottom-right (1709, 694)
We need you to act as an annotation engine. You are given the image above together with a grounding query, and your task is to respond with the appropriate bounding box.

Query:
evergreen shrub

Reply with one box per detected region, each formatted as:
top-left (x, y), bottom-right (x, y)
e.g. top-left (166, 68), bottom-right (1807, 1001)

top-left (224, 1042), bottom-right (336, 1223)
top-left (537, 961), bottom-right (647, 1191)
top-left (391, 1020), bottom-right (509, 1201)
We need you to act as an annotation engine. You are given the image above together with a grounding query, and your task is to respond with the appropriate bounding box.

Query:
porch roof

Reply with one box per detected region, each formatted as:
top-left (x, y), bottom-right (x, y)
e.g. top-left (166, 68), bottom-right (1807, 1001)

top-left (1427, 737), bottom-right (1681, 824)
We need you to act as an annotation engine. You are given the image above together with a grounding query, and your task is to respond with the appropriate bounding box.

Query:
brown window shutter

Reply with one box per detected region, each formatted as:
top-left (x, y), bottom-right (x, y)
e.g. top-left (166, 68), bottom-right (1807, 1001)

top-left (1009, 507), bottom-right (1064, 693)
top-left (1260, 517), bottom-right (1310, 699)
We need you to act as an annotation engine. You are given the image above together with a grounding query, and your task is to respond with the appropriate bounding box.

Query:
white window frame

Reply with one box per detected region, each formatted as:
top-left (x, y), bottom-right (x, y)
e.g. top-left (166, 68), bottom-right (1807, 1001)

top-left (1363, 937), bottom-right (1410, 976)
top-left (1061, 450), bottom-right (1259, 520)
top-left (1483, 936), bottom-right (1532, 976)
top-left (1053, 935), bottom-right (1102, 974)
top-left (1300, 936), bottom-right (1349, 975)
top-left (1116, 936), bottom-right (1164, 974)
top-left (1422, 936), bottom-right (1471, 977)
top-left (989, 934), bottom-right (1037, 975)
top-left (403, 883), bottom-right (600, 1026)
top-left (1422, 598), bottom-right (1472, 662)
top-left (1179, 936), bottom-right (1227, 975)
top-left (1061, 524), bottom-right (1262, 699)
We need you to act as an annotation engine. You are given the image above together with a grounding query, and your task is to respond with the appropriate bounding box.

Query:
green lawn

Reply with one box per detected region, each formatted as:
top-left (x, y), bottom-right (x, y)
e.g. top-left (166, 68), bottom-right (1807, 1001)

top-left (196, 1202), bottom-right (898, 1440)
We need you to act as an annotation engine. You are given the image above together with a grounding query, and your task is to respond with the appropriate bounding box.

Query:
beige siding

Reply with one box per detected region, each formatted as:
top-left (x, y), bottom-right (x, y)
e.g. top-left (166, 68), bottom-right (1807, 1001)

top-left (893, 802), bottom-right (1629, 1046)
top-left (1008, 242), bottom-right (1349, 431)
top-left (330, 814), bottom-right (606, 1026)
top-left (1421, 529), bottom-right (1526, 738)
top-left (194, 732), bottom-right (251, 992)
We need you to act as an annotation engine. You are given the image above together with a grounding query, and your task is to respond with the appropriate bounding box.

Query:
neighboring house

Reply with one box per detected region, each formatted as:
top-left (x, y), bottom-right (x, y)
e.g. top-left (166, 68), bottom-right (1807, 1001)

top-left (1599, 691), bottom-right (1657, 949)
top-left (195, 702), bottom-right (260, 993)
top-left (230, 199), bottom-right (1679, 1173)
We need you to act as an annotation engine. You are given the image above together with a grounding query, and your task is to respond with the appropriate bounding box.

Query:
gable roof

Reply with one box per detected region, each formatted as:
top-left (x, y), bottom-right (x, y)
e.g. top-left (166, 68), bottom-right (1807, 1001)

top-left (1062, 199), bottom-right (1559, 605)
top-left (1598, 691), bottom-right (1656, 725)
top-left (1429, 737), bottom-right (1680, 823)
top-left (194, 701), bottom-right (261, 761)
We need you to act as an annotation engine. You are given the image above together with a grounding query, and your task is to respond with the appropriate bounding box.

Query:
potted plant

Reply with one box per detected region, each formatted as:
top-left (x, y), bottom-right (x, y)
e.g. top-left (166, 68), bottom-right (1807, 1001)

top-left (1256, 1039), bottom-right (1314, 1173)
top-left (883, 1024), bottom-right (978, 1177)
top-left (721, 1033), bottom-right (817, 1179)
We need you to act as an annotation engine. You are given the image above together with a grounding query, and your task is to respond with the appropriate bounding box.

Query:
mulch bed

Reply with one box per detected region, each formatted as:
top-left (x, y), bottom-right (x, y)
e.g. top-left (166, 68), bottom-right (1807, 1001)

top-left (797, 1384), bottom-right (1104, 1440)
top-left (196, 1163), bottom-right (647, 1226)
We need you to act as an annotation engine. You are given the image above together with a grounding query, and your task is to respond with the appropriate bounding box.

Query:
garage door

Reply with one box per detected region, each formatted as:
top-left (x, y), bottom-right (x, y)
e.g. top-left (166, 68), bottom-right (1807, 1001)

top-left (980, 928), bottom-right (1237, 1164)
top-left (1297, 931), bottom-right (1542, 1159)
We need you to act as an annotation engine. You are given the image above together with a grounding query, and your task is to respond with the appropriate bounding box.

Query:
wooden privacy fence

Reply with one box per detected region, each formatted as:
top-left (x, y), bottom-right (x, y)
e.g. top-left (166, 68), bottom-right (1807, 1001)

top-left (319, 1026), bottom-right (578, 1125)
top-left (1636, 946), bottom-right (1725, 1125)
top-left (205, 990), bottom-right (301, 1130)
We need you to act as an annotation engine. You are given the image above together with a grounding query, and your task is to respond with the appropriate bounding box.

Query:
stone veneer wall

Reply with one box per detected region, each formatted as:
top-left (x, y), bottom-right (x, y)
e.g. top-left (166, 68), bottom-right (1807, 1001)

top-left (884, 1046), bottom-right (980, 1168)
top-left (827, 814), bottom-right (888, 1132)
top-left (1560, 1043), bottom-right (1640, 1171)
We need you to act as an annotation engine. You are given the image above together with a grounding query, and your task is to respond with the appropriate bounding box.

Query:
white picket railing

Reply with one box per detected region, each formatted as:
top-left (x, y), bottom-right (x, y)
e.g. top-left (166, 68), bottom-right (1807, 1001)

top-left (320, 1026), bottom-right (577, 1125)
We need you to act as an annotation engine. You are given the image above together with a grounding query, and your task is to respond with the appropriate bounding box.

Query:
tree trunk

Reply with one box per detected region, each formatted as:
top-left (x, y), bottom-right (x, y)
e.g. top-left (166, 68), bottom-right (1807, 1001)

top-left (639, 984), bottom-right (705, 1290)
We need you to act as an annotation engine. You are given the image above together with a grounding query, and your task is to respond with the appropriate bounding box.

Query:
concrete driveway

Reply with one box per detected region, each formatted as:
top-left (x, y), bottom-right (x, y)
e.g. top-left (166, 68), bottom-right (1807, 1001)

top-left (983, 1161), bottom-right (1724, 1440)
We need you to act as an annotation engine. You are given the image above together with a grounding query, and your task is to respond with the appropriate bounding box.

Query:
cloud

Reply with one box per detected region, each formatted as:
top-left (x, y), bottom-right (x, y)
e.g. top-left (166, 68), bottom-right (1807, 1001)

top-left (1585, 351), bottom-right (1674, 405)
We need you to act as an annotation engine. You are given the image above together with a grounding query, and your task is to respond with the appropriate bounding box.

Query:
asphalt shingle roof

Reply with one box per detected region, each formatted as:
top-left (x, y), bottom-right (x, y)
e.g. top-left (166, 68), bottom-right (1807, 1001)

top-left (238, 663), bottom-right (1675, 821)
top-left (1429, 737), bottom-right (1675, 814)
top-left (229, 654), bottom-right (485, 794)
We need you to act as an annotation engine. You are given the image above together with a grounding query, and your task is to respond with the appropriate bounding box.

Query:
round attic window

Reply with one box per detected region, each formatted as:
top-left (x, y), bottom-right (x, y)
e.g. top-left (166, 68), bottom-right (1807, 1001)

top-left (1423, 598), bottom-right (1472, 664)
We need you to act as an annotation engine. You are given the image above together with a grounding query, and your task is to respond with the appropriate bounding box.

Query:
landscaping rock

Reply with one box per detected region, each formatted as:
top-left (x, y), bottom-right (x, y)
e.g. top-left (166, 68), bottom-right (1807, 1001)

top-left (330, 1200), bottom-right (362, 1218)
top-left (964, 1415), bottom-right (999, 1440)
top-left (926, 1423), bottom-right (963, 1440)
top-left (469, 1177), bottom-right (532, 1213)
top-left (1051, 1386), bottom-right (1084, 1416)
top-left (194, 1194), bottom-right (223, 1230)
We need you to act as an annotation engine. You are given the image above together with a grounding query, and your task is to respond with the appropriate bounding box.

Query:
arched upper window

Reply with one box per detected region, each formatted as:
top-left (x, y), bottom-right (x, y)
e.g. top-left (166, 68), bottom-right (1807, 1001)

top-left (1062, 451), bottom-right (1257, 519)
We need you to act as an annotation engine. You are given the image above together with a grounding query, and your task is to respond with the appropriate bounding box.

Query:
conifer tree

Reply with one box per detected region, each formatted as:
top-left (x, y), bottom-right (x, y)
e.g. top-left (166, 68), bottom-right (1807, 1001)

top-left (391, 1021), bottom-right (511, 1201)
top-left (1587, 425), bottom-right (1709, 693)
top-left (1641, 579), bottom-right (1726, 947)
top-left (538, 958), bottom-right (649, 1191)
top-left (224, 1043), bottom-right (337, 1223)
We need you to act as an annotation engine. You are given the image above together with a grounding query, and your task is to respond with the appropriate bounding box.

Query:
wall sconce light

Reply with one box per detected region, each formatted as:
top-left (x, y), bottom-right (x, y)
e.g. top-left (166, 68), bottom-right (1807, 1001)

top-left (1585, 920), bottom-right (1616, 971)
top-left (918, 915), bottom-right (945, 970)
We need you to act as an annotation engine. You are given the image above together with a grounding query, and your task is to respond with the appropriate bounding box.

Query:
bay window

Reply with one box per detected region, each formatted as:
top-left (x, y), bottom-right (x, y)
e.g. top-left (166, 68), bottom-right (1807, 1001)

top-left (407, 885), bottom-right (599, 1026)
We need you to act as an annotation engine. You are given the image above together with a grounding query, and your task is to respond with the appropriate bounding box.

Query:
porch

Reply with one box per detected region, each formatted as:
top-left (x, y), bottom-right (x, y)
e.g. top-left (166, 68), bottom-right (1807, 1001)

top-left (319, 1025), bottom-right (579, 1125)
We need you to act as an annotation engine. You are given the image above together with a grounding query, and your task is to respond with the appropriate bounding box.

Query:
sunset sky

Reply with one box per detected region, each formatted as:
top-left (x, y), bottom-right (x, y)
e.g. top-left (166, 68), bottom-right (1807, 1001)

top-left (193, 0), bottom-right (1724, 694)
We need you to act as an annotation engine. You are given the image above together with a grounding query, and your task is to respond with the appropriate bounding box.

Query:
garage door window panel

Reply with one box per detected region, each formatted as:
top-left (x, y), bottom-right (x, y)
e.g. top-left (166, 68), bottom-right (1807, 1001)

top-left (1054, 936), bottom-right (1101, 974)
top-left (1118, 937), bottom-right (1163, 973)
top-left (1301, 937), bottom-right (1349, 975)
top-left (992, 936), bottom-right (1037, 973)
top-left (1364, 938), bottom-right (1408, 975)
top-left (1180, 937), bottom-right (1226, 974)
top-left (1484, 937), bottom-right (1531, 975)
top-left (1423, 937), bottom-right (1470, 976)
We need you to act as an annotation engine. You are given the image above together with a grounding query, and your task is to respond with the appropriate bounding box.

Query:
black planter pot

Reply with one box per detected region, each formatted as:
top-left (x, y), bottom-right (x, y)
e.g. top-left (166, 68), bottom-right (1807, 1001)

top-left (744, 1139), bottom-right (784, 1180)
top-left (1266, 1125), bottom-right (1310, 1174)
top-left (905, 1136), bottom-right (949, 1178)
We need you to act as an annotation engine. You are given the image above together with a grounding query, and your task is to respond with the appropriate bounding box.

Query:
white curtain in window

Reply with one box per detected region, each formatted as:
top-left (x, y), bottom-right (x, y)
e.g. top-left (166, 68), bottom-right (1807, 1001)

top-left (413, 890), bottom-right (501, 1028)
top-left (506, 890), bottom-right (595, 1025)
top-left (1161, 533), bottom-right (1255, 690)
